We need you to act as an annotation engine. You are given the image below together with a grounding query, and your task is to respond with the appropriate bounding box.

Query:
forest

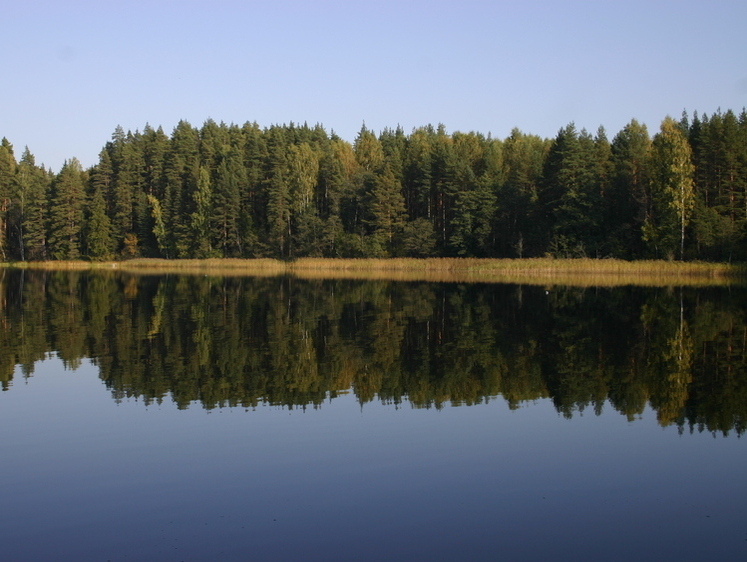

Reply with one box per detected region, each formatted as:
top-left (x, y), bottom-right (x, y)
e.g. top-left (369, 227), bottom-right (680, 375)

top-left (0, 109), bottom-right (746, 262)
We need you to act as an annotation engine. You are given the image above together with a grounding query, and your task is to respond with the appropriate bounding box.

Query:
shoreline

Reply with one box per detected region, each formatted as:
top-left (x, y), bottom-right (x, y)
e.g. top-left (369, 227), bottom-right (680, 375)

top-left (2, 258), bottom-right (744, 287)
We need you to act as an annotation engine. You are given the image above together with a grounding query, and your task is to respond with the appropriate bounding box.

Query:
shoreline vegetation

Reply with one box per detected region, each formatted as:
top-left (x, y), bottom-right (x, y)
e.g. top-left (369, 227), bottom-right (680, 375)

top-left (3, 258), bottom-right (744, 287)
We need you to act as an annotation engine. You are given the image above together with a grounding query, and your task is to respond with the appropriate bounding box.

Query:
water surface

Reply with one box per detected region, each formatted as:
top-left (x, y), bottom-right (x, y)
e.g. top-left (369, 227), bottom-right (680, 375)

top-left (1, 271), bottom-right (745, 560)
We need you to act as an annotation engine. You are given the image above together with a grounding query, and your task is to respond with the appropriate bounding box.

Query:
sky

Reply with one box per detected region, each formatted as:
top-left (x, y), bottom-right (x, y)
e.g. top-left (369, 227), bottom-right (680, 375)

top-left (2, 0), bottom-right (746, 172)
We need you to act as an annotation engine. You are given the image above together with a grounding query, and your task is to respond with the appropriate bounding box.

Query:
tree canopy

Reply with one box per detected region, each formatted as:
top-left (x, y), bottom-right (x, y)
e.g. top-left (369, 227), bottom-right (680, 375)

top-left (1, 109), bottom-right (745, 261)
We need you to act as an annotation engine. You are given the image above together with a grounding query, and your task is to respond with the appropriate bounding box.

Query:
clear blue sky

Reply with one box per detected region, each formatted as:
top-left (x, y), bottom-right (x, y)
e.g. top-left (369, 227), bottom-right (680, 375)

top-left (3, 0), bottom-right (746, 172)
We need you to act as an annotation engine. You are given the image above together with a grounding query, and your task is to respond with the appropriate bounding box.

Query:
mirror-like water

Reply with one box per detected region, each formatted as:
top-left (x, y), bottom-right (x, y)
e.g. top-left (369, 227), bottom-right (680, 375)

top-left (0, 271), bottom-right (745, 561)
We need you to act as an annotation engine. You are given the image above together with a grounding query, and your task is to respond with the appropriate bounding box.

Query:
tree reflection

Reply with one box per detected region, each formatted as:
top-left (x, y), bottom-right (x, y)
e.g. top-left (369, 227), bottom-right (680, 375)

top-left (0, 270), bottom-right (745, 435)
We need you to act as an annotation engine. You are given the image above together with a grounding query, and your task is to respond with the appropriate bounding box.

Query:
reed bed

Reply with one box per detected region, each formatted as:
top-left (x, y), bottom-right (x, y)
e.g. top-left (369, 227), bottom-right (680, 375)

top-left (4, 258), bottom-right (745, 287)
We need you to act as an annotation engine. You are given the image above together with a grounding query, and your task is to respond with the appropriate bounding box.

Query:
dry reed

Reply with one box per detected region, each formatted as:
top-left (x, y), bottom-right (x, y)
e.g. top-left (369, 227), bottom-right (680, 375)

top-left (4, 257), bottom-right (744, 287)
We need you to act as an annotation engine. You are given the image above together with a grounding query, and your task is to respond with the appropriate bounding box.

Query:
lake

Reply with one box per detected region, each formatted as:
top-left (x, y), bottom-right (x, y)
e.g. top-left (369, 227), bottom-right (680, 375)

top-left (0, 270), bottom-right (745, 561)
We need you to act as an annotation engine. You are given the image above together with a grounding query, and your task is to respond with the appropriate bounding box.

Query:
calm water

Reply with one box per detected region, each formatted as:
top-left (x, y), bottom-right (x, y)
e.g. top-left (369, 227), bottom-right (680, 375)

top-left (0, 271), bottom-right (745, 561)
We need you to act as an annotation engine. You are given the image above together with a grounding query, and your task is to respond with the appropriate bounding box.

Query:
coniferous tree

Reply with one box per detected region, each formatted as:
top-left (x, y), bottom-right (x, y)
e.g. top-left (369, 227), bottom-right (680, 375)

top-left (48, 158), bottom-right (86, 259)
top-left (404, 127), bottom-right (435, 222)
top-left (7, 143), bottom-right (31, 260)
top-left (191, 166), bottom-right (213, 258)
top-left (17, 149), bottom-right (49, 261)
top-left (497, 129), bottom-right (547, 257)
top-left (446, 132), bottom-right (500, 257)
top-left (264, 127), bottom-right (291, 258)
top-left (0, 111), bottom-right (744, 262)
top-left (163, 120), bottom-right (200, 257)
top-left (316, 141), bottom-right (346, 256)
top-left (0, 138), bottom-right (17, 259)
top-left (211, 147), bottom-right (244, 257)
top-left (368, 163), bottom-right (406, 256)
top-left (84, 184), bottom-right (114, 260)
top-left (609, 119), bottom-right (651, 258)
top-left (238, 121), bottom-right (265, 256)
top-left (108, 127), bottom-right (144, 256)
top-left (138, 124), bottom-right (170, 256)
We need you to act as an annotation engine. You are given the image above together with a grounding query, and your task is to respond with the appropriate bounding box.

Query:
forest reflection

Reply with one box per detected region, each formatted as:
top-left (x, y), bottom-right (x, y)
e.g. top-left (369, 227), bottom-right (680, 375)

top-left (1, 270), bottom-right (745, 435)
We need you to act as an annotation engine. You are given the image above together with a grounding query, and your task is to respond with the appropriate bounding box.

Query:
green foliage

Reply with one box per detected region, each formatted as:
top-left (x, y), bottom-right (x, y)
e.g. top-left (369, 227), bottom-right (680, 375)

top-left (0, 109), bottom-right (745, 262)
top-left (368, 163), bottom-right (407, 256)
top-left (84, 184), bottom-right (114, 260)
top-left (190, 166), bottom-right (213, 258)
top-left (609, 120), bottom-right (651, 258)
top-left (0, 138), bottom-right (17, 259)
top-left (645, 117), bottom-right (695, 260)
top-left (48, 158), bottom-right (86, 260)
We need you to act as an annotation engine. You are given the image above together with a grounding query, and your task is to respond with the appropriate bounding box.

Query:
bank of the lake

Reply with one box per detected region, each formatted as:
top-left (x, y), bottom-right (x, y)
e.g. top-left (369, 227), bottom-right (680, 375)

top-left (3, 258), bottom-right (745, 286)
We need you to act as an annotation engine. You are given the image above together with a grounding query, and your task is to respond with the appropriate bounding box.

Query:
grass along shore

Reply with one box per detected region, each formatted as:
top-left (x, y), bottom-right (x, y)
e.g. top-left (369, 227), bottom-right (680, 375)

top-left (3, 258), bottom-right (745, 287)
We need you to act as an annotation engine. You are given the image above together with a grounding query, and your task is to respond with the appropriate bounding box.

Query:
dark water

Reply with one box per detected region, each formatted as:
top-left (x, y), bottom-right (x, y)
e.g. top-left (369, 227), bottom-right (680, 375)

top-left (0, 271), bottom-right (745, 561)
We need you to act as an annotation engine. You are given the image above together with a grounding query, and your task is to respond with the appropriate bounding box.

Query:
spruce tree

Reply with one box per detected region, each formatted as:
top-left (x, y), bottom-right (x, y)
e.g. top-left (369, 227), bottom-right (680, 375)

top-left (0, 138), bottom-right (16, 259)
top-left (18, 149), bottom-right (49, 261)
top-left (609, 119), bottom-right (651, 258)
top-left (48, 158), bottom-right (86, 259)
top-left (191, 166), bottom-right (213, 258)
top-left (368, 163), bottom-right (406, 256)
top-left (84, 184), bottom-right (114, 260)
top-left (211, 148), bottom-right (244, 257)
top-left (497, 129), bottom-right (548, 257)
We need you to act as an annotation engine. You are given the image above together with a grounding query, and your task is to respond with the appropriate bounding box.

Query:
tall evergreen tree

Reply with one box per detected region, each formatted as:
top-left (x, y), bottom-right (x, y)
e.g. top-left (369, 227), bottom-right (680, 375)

top-left (609, 119), bottom-right (651, 258)
top-left (0, 138), bottom-right (16, 259)
top-left (84, 184), bottom-right (114, 260)
top-left (191, 166), bottom-right (213, 258)
top-left (48, 158), bottom-right (86, 259)
top-left (138, 124), bottom-right (170, 256)
top-left (368, 163), bottom-right (406, 256)
top-left (404, 127), bottom-right (435, 221)
top-left (539, 124), bottom-right (596, 256)
top-left (17, 149), bottom-right (49, 261)
top-left (497, 129), bottom-right (548, 257)
top-left (163, 120), bottom-right (200, 257)
top-left (264, 127), bottom-right (291, 258)
top-left (238, 121), bottom-right (265, 256)
top-left (211, 147), bottom-right (244, 257)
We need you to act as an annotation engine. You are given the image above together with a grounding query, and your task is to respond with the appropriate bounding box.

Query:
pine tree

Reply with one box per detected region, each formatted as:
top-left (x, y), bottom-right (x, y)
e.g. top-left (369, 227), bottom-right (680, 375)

top-left (191, 166), bottom-right (212, 258)
top-left (138, 124), bottom-right (170, 256)
top-left (163, 120), bottom-right (200, 257)
top-left (538, 124), bottom-right (609, 257)
top-left (609, 119), bottom-right (651, 258)
top-left (107, 127), bottom-right (135, 253)
top-left (0, 138), bottom-right (17, 259)
top-left (264, 128), bottom-right (291, 258)
top-left (48, 158), bottom-right (86, 259)
top-left (354, 125), bottom-right (384, 173)
top-left (238, 121), bottom-right (265, 256)
top-left (446, 131), bottom-right (499, 257)
top-left (17, 149), bottom-right (49, 261)
top-left (211, 148), bottom-right (244, 257)
top-left (404, 127), bottom-right (435, 221)
top-left (84, 184), bottom-right (114, 260)
top-left (368, 163), bottom-right (406, 256)
top-left (497, 129), bottom-right (548, 257)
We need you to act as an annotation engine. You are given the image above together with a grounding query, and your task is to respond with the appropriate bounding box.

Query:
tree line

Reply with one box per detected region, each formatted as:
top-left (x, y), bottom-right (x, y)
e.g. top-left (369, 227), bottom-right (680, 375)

top-left (0, 109), bottom-right (746, 262)
top-left (1, 270), bottom-right (744, 435)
